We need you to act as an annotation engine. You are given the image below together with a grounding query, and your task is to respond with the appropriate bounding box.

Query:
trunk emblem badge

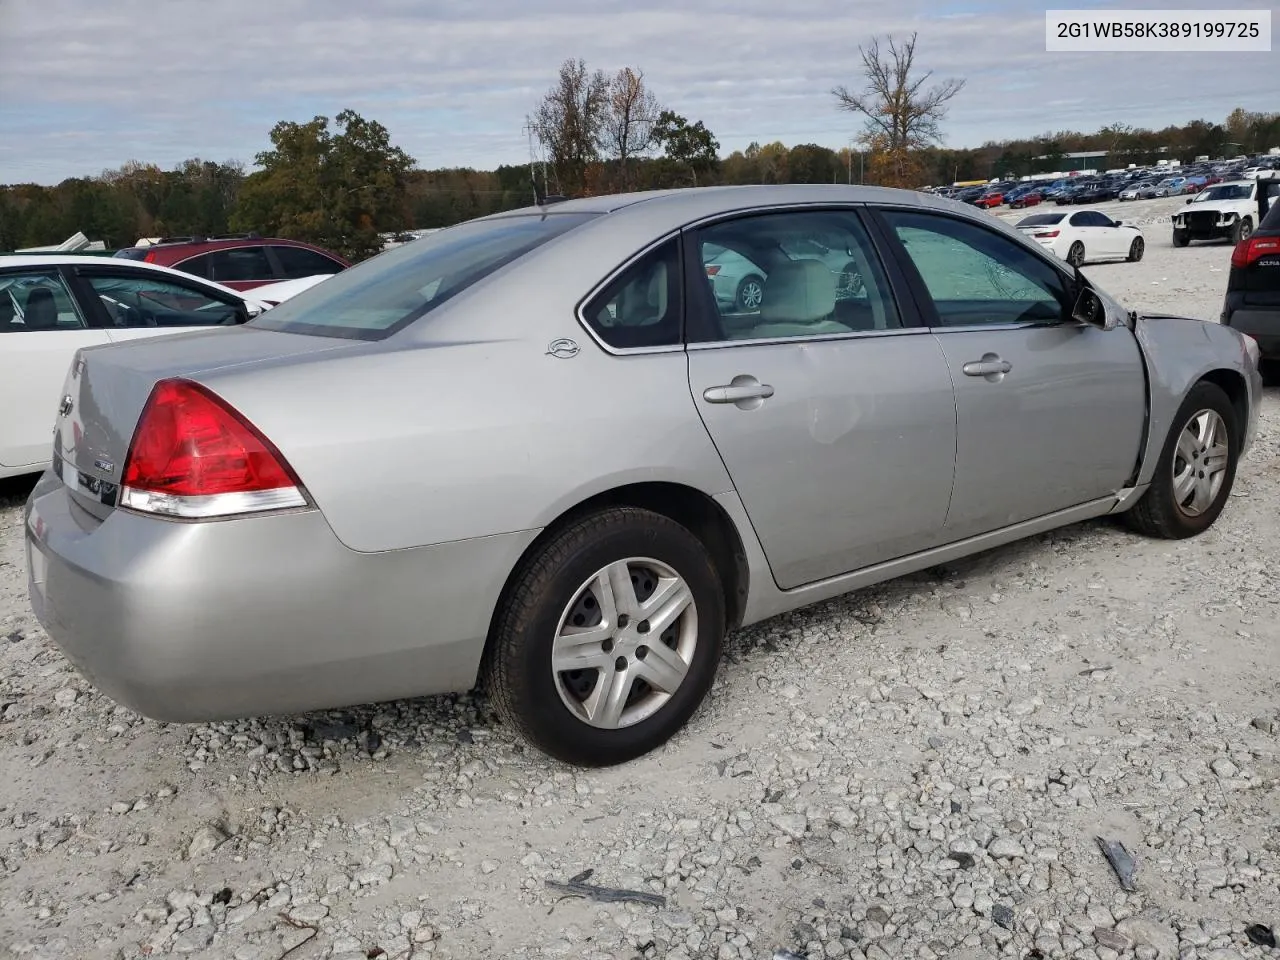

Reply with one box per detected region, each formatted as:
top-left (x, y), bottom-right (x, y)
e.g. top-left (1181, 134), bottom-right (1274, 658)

top-left (58, 395), bottom-right (73, 417)
top-left (546, 338), bottom-right (580, 359)
top-left (94, 458), bottom-right (114, 473)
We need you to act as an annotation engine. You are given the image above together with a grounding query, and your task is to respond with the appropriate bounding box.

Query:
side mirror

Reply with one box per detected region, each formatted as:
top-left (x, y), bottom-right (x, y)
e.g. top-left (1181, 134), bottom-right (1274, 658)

top-left (1071, 285), bottom-right (1113, 330)
top-left (1186, 198), bottom-right (1193, 204)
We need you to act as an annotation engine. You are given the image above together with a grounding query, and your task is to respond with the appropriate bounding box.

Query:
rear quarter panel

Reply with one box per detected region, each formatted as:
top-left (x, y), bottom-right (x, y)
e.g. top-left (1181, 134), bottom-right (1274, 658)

top-left (1130, 314), bottom-right (1259, 485)
top-left (196, 215), bottom-right (739, 554)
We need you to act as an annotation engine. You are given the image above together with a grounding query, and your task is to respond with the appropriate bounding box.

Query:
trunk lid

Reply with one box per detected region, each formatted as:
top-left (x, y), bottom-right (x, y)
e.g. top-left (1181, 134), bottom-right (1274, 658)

top-left (52, 326), bottom-right (359, 521)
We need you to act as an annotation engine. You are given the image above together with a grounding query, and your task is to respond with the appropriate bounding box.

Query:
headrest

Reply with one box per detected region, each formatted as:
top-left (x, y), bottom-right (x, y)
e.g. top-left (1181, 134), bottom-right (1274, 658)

top-left (759, 259), bottom-right (836, 322)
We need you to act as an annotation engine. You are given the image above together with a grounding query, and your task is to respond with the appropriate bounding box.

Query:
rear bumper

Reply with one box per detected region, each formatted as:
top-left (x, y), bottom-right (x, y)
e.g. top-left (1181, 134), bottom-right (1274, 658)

top-left (1223, 301), bottom-right (1280, 357)
top-left (24, 471), bottom-right (537, 723)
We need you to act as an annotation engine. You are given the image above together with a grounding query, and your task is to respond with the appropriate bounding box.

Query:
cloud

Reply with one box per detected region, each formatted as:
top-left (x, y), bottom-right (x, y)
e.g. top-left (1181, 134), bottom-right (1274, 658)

top-left (0, 0), bottom-right (1276, 183)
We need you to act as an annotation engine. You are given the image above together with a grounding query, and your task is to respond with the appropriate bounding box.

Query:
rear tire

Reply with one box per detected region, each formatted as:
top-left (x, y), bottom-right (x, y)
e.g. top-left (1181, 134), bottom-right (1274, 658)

top-left (1066, 242), bottom-right (1086, 267)
top-left (735, 275), bottom-right (764, 312)
top-left (1122, 382), bottom-right (1239, 539)
top-left (1126, 237), bottom-right (1145, 262)
top-left (1172, 229), bottom-right (1190, 248)
top-left (483, 506), bottom-right (726, 767)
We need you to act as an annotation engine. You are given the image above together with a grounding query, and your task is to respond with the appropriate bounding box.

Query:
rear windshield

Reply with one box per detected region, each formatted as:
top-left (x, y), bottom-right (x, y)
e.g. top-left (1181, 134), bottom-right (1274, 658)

top-left (1261, 185), bottom-right (1280, 231)
top-left (1016, 214), bottom-right (1065, 227)
top-left (112, 248), bottom-right (149, 260)
top-left (249, 211), bottom-right (598, 340)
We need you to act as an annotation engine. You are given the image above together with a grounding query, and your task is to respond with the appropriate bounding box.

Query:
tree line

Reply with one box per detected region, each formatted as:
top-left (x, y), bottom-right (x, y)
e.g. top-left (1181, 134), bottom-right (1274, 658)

top-left (3, 31), bottom-right (1277, 261)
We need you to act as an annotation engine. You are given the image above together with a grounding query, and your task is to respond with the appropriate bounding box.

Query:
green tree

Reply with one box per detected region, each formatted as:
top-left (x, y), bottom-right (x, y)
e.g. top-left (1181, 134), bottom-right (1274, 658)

top-left (231, 109), bottom-right (415, 261)
top-left (653, 110), bottom-right (719, 185)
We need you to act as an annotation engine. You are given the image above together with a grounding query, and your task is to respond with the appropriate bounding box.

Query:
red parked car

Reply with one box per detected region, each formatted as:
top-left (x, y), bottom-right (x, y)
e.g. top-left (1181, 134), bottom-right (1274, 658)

top-left (974, 192), bottom-right (1004, 209)
top-left (1009, 191), bottom-right (1044, 209)
top-left (112, 233), bottom-right (350, 291)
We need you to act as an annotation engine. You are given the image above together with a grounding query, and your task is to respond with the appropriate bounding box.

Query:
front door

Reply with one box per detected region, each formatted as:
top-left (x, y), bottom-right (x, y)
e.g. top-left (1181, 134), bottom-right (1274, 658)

top-left (683, 207), bottom-right (959, 590)
top-left (0, 269), bottom-right (110, 470)
top-left (875, 207), bottom-right (1148, 541)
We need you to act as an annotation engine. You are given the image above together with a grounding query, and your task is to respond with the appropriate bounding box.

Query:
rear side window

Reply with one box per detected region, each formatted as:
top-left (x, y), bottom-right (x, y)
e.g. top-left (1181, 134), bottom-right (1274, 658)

top-left (1261, 183), bottom-right (1280, 231)
top-left (251, 212), bottom-right (598, 340)
top-left (271, 245), bottom-right (345, 279)
top-left (0, 271), bottom-right (86, 331)
top-left (581, 239), bottom-right (682, 349)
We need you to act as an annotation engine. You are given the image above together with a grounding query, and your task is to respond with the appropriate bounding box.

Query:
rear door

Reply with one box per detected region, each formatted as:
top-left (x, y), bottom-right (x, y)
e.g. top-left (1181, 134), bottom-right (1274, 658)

top-left (0, 268), bottom-right (111, 471)
top-left (871, 206), bottom-right (1147, 541)
top-left (682, 206), bottom-right (958, 589)
top-left (65, 264), bottom-right (252, 344)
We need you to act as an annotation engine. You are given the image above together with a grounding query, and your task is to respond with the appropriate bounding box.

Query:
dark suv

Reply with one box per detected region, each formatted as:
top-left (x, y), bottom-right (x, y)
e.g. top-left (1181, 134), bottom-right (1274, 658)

top-left (1222, 175), bottom-right (1280, 378)
top-left (112, 234), bottom-right (350, 291)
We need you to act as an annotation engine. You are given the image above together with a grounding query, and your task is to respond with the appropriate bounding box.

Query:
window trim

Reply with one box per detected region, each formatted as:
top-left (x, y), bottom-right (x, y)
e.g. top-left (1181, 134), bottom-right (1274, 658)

top-left (66, 264), bottom-right (250, 329)
top-left (0, 267), bottom-right (90, 331)
top-left (573, 231), bottom-right (687, 356)
top-left (678, 203), bottom-right (926, 349)
top-left (865, 204), bottom-right (1083, 334)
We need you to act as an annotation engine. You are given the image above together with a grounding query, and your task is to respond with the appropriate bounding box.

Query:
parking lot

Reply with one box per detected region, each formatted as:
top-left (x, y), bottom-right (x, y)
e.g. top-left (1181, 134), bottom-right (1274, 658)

top-left (1, 193), bottom-right (1277, 960)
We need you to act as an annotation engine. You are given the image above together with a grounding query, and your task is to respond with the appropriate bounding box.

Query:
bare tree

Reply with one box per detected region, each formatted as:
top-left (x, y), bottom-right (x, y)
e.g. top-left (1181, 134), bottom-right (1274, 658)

top-left (601, 67), bottom-right (661, 188)
top-left (831, 32), bottom-right (965, 186)
top-left (531, 58), bottom-right (610, 196)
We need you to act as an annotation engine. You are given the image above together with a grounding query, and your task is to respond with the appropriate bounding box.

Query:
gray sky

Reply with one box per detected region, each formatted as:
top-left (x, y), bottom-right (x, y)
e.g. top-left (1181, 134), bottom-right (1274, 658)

top-left (1, 0), bottom-right (1276, 185)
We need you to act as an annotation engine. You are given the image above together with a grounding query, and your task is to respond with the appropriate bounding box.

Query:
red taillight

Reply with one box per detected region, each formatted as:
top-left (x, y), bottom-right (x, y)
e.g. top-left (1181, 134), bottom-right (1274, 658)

top-left (143, 250), bottom-right (157, 263)
top-left (705, 264), bottom-right (721, 277)
top-left (1232, 235), bottom-right (1280, 269)
top-left (1033, 230), bottom-right (1060, 238)
top-left (121, 378), bottom-right (307, 519)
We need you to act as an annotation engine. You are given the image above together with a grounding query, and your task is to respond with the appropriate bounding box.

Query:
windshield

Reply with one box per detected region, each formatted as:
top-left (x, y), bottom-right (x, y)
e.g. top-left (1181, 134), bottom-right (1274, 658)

top-left (250, 212), bottom-right (598, 340)
top-left (1192, 184), bottom-right (1251, 202)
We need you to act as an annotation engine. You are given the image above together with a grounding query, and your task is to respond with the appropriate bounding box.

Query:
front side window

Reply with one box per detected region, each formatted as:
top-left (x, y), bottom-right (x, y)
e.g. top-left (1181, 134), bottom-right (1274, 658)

top-left (252, 212), bottom-right (598, 340)
top-left (0, 272), bottom-right (85, 331)
top-left (882, 210), bottom-right (1072, 327)
top-left (581, 239), bottom-right (682, 349)
top-left (690, 209), bottom-right (900, 343)
top-left (83, 274), bottom-right (244, 327)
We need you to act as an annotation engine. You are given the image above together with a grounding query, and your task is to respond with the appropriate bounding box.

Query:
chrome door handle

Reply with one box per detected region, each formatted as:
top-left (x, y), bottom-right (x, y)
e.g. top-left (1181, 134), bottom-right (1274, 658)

top-left (962, 358), bottom-right (1012, 377)
top-left (703, 382), bottom-right (775, 403)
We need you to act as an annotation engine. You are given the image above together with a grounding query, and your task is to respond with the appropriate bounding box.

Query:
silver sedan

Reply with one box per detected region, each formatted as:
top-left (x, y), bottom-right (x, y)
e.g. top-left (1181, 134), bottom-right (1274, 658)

top-left (25, 185), bottom-right (1261, 766)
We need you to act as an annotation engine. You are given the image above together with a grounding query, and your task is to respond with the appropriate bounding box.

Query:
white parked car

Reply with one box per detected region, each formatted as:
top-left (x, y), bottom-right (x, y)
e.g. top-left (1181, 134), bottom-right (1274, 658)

top-left (1172, 180), bottom-right (1263, 247)
top-left (1014, 209), bottom-right (1145, 267)
top-left (0, 254), bottom-right (271, 479)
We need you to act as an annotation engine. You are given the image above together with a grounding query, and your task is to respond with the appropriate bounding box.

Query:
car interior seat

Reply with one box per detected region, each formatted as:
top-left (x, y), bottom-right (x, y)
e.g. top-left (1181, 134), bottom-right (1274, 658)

top-left (22, 288), bottom-right (60, 330)
top-left (745, 260), bottom-right (850, 339)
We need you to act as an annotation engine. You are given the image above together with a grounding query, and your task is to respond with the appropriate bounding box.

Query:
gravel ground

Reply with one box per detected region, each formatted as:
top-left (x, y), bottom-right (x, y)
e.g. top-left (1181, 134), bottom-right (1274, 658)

top-left (2, 195), bottom-right (1278, 960)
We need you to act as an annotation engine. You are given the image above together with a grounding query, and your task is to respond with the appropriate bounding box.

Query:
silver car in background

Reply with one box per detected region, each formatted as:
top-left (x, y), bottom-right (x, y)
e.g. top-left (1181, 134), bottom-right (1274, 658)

top-left (25, 185), bottom-right (1261, 767)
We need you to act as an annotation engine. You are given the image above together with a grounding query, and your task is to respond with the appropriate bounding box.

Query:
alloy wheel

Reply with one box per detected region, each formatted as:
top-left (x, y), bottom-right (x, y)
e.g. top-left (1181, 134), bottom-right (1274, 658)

top-left (1172, 409), bottom-right (1229, 517)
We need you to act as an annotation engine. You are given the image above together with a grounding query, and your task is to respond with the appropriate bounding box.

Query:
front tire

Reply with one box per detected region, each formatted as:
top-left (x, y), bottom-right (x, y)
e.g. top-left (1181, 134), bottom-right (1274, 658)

top-left (1231, 218), bottom-right (1254, 245)
top-left (1172, 229), bottom-right (1190, 248)
top-left (484, 506), bottom-right (726, 766)
top-left (1127, 237), bottom-right (1145, 262)
top-left (1122, 382), bottom-right (1239, 539)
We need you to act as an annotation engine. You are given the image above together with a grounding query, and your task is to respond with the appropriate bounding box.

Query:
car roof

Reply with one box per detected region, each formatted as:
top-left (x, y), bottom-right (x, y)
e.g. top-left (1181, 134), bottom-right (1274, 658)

top-left (480, 183), bottom-right (953, 226)
top-left (0, 253), bottom-right (258, 301)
